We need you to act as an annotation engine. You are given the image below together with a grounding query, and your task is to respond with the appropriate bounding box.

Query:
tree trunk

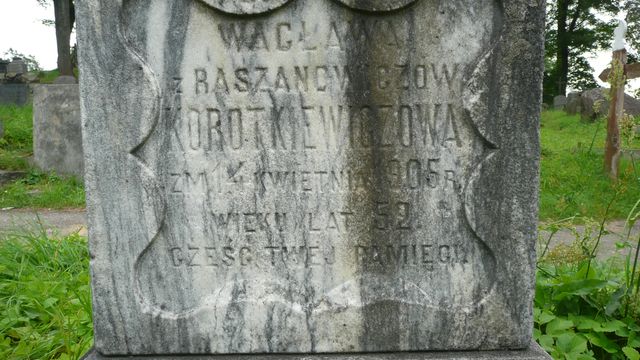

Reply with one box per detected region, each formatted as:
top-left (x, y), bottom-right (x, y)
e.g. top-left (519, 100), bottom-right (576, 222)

top-left (556, 0), bottom-right (570, 96)
top-left (53, 0), bottom-right (73, 76)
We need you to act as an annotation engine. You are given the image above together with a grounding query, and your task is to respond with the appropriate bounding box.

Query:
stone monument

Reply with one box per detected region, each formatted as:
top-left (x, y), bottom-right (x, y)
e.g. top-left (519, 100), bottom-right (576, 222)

top-left (78, 0), bottom-right (548, 358)
top-left (33, 84), bottom-right (84, 177)
top-left (6, 57), bottom-right (28, 78)
top-left (553, 95), bottom-right (567, 110)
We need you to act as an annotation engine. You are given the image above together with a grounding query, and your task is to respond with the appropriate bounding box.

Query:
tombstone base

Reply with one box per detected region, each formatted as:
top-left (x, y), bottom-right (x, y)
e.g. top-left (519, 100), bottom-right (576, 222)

top-left (82, 342), bottom-right (551, 360)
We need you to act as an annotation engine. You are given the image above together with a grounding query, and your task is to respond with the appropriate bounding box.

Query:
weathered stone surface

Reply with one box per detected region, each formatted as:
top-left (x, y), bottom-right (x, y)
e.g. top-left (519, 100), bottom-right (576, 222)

top-left (0, 170), bottom-right (26, 186)
top-left (553, 95), bottom-right (566, 110)
top-left (82, 342), bottom-right (551, 359)
top-left (6, 58), bottom-right (28, 77)
top-left (0, 84), bottom-right (29, 105)
top-left (77, 0), bottom-right (545, 356)
top-left (54, 75), bottom-right (77, 84)
top-left (565, 88), bottom-right (640, 120)
top-left (33, 84), bottom-right (83, 177)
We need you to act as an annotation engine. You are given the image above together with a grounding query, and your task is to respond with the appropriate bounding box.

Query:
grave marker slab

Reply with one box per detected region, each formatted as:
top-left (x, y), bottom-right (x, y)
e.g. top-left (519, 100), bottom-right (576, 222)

top-left (78, 0), bottom-right (547, 358)
top-left (33, 84), bottom-right (84, 177)
top-left (0, 84), bottom-right (29, 106)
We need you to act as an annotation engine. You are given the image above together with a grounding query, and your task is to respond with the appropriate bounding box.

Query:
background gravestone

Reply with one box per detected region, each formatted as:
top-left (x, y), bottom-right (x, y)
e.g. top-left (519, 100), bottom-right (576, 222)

top-left (6, 58), bottom-right (28, 78)
top-left (0, 58), bottom-right (32, 106)
top-left (565, 88), bottom-right (640, 120)
top-left (553, 95), bottom-right (567, 110)
top-left (33, 84), bottom-right (84, 177)
top-left (0, 84), bottom-right (29, 106)
top-left (78, 0), bottom-right (547, 358)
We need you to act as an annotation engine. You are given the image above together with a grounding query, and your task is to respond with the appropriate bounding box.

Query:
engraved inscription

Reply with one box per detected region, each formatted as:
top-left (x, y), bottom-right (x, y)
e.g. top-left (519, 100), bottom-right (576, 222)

top-left (134, 0), bottom-right (502, 316)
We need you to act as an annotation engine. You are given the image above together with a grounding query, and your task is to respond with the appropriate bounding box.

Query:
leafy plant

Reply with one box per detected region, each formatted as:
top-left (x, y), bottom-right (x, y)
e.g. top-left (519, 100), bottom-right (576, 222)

top-left (0, 230), bottom-right (93, 359)
top-left (536, 213), bottom-right (640, 359)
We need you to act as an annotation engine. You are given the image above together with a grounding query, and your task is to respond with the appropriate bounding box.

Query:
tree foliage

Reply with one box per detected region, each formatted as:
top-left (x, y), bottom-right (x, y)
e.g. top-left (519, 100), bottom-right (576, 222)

top-left (544, 0), bottom-right (622, 102)
top-left (544, 1), bottom-right (640, 102)
top-left (626, 1), bottom-right (640, 51)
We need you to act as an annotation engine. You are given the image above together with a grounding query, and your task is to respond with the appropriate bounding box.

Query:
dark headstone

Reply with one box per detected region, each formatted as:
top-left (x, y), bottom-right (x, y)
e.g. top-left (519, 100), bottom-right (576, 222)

top-left (0, 84), bottom-right (29, 106)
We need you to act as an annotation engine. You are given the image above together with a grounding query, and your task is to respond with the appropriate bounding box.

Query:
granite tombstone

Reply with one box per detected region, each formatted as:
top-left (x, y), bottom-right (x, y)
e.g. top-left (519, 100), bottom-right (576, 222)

top-left (78, 0), bottom-right (547, 358)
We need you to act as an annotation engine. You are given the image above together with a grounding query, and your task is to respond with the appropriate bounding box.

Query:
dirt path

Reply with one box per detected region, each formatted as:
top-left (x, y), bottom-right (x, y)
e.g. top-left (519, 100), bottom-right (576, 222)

top-left (0, 208), bottom-right (638, 261)
top-left (0, 208), bottom-right (87, 237)
top-left (536, 220), bottom-right (639, 261)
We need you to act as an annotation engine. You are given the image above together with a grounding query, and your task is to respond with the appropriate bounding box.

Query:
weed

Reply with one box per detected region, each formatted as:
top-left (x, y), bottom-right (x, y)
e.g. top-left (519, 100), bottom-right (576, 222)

top-left (0, 229), bottom-right (93, 359)
top-left (536, 200), bottom-right (640, 359)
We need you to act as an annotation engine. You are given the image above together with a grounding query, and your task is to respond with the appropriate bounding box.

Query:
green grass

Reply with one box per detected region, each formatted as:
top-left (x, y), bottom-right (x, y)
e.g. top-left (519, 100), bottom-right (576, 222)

top-left (0, 231), bottom-right (93, 359)
top-left (37, 70), bottom-right (61, 85)
top-left (37, 69), bottom-right (79, 84)
top-left (539, 110), bottom-right (640, 220)
top-left (0, 105), bottom-right (85, 209)
top-left (0, 171), bottom-right (85, 209)
top-left (0, 105), bottom-right (33, 170)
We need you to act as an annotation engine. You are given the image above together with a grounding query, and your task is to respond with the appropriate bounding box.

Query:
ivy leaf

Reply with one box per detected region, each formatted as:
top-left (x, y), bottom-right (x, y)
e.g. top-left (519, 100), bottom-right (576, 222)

top-left (534, 328), bottom-right (542, 339)
top-left (555, 333), bottom-right (588, 357)
top-left (547, 318), bottom-right (575, 335)
top-left (572, 316), bottom-right (601, 331)
top-left (595, 320), bottom-right (626, 333)
top-left (538, 334), bottom-right (555, 353)
top-left (537, 311), bottom-right (557, 325)
top-left (584, 332), bottom-right (620, 354)
top-left (627, 332), bottom-right (640, 348)
top-left (552, 279), bottom-right (610, 300)
top-left (623, 346), bottom-right (640, 360)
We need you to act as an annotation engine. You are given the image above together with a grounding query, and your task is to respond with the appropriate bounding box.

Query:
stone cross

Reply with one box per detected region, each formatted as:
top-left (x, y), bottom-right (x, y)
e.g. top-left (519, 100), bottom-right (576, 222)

top-left (77, 0), bottom-right (550, 359)
top-left (598, 20), bottom-right (639, 179)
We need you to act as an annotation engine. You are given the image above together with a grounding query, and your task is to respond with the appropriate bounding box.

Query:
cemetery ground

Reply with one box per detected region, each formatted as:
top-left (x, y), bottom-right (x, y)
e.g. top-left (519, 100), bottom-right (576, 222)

top-left (0, 105), bottom-right (84, 209)
top-left (0, 104), bottom-right (639, 359)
